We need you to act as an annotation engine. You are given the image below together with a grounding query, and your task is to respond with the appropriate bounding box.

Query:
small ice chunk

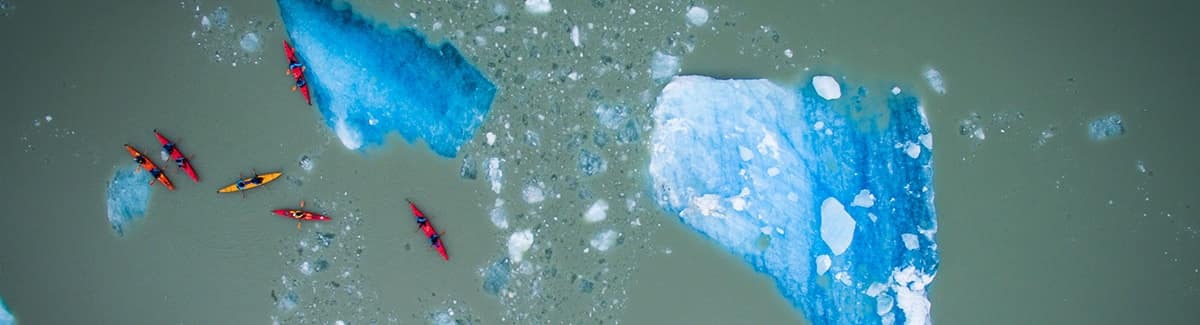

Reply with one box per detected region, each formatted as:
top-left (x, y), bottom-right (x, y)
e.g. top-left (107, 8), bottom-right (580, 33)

top-left (299, 155), bottom-right (313, 172)
top-left (589, 229), bottom-right (619, 251)
top-left (106, 166), bottom-right (152, 236)
top-left (570, 25), bottom-right (580, 47)
top-left (578, 149), bottom-right (607, 176)
top-left (820, 198), bottom-right (856, 255)
top-left (851, 189), bottom-right (875, 208)
top-left (901, 233), bottom-right (919, 250)
top-left (490, 198), bottom-right (509, 229)
top-left (812, 75), bottom-right (842, 100)
top-left (738, 146), bottom-right (754, 161)
top-left (584, 199), bottom-right (609, 223)
top-left (923, 67), bottom-right (946, 95)
top-left (784, 49), bottom-right (793, 58)
top-left (815, 254), bottom-right (831, 275)
top-left (507, 230), bottom-right (534, 262)
top-left (487, 157), bottom-right (503, 193)
top-left (904, 142), bottom-right (921, 159)
top-left (876, 293), bottom-right (895, 315)
top-left (1088, 113), bottom-right (1125, 140)
top-left (685, 6), bottom-right (709, 26)
top-left (524, 0), bottom-right (551, 14)
top-left (239, 32), bottom-right (262, 53)
top-left (834, 271), bottom-right (852, 285)
top-left (44, 115), bottom-right (52, 122)
top-left (919, 133), bottom-right (933, 149)
top-left (891, 86), bottom-right (902, 95)
top-left (494, 25), bottom-right (506, 33)
top-left (523, 184), bottom-right (545, 204)
top-left (866, 282), bottom-right (888, 297)
top-left (485, 132), bottom-right (496, 145)
top-left (650, 52), bottom-right (680, 81)
top-left (299, 261), bottom-right (313, 275)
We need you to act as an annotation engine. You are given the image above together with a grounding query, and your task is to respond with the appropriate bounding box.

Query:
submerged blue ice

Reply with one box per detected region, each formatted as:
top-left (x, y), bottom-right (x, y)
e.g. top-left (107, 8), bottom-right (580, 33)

top-left (277, 0), bottom-right (496, 157)
top-left (649, 76), bottom-right (939, 324)
top-left (0, 295), bottom-right (12, 325)
top-left (106, 165), bottom-right (152, 236)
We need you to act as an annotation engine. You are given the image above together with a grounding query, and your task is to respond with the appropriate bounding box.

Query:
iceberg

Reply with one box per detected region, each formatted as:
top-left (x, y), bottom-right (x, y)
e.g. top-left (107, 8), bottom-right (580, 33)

top-left (649, 76), bottom-right (939, 324)
top-left (276, 0), bottom-right (496, 157)
top-left (0, 295), bottom-right (12, 325)
top-left (106, 165), bottom-right (152, 236)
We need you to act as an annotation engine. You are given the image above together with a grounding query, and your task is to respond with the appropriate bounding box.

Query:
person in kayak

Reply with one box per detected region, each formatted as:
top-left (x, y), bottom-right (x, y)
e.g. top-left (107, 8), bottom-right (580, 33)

top-left (416, 215), bottom-right (428, 227)
top-left (291, 210), bottom-right (305, 219)
top-left (149, 168), bottom-right (164, 179)
top-left (163, 142), bottom-right (175, 153)
top-left (429, 233), bottom-right (441, 247)
top-left (292, 78), bottom-right (307, 92)
top-left (134, 154), bottom-right (146, 165)
top-left (174, 157), bottom-right (186, 168)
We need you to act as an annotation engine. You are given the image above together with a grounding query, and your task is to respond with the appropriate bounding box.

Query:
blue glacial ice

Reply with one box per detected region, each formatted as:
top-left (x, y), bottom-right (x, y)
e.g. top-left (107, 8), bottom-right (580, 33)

top-left (1088, 113), bottom-right (1124, 141)
top-left (0, 295), bottom-right (12, 325)
top-left (277, 0), bottom-right (497, 157)
top-left (106, 165), bottom-right (152, 236)
top-left (649, 75), bottom-right (939, 324)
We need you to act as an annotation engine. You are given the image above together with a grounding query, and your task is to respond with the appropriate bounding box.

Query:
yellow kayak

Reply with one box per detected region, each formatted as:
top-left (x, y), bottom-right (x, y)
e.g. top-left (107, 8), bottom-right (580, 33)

top-left (217, 171), bottom-right (283, 193)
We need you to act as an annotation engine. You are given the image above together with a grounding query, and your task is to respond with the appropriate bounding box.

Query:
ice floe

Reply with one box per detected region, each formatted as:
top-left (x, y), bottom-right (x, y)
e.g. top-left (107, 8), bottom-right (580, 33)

top-left (649, 75), bottom-right (939, 325)
top-left (277, 0), bottom-right (496, 157)
top-left (686, 6), bottom-right (709, 26)
top-left (589, 229), bottom-right (619, 251)
top-left (106, 165), bottom-right (152, 236)
top-left (1088, 113), bottom-right (1125, 140)
top-left (524, 0), bottom-right (551, 14)
top-left (922, 67), bottom-right (945, 95)
top-left (584, 199), bottom-right (609, 223)
top-left (812, 75), bottom-right (841, 100)
top-left (507, 230), bottom-right (534, 263)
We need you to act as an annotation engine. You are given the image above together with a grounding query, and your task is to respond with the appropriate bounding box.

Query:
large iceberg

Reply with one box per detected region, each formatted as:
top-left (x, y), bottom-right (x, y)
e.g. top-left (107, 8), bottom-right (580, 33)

top-left (0, 295), bottom-right (12, 325)
top-left (277, 0), bottom-right (496, 157)
top-left (106, 165), bottom-right (152, 236)
top-left (649, 76), bottom-right (939, 324)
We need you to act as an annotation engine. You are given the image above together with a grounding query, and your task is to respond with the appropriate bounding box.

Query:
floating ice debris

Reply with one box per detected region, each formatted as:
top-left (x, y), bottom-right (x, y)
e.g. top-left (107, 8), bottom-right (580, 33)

top-left (485, 132), bottom-right (496, 146)
top-left (570, 25), bottom-right (581, 47)
top-left (431, 310), bottom-right (454, 325)
top-left (1088, 113), bottom-right (1125, 140)
top-left (507, 230), bottom-right (534, 263)
top-left (650, 52), bottom-right (681, 81)
top-left (490, 198), bottom-right (509, 229)
top-left (277, 0), bottom-right (497, 157)
top-left (686, 6), bottom-right (709, 26)
top-left (589, 229), bottom-right (619, 251)
top-left (851, 189), bottom-right (876, 208)
top-left (595, 104), bottom-right (628, 130)
top-left (298, 155), bottom-right (313, 171)
top-left (482, 258), bottom-right (511, 295)
top-left (584, 199), bottom-right (609, 223)
top-left (649, 75), bottom-right (938, 325)
top-left (44, 115), bottom-right (52, 122)
top-left (487, 157), bottom-right (503, 193)
top-left (277, 290), bottom-right (299, 311)
top-left (0, 295), bottom-right (13, 325)
top-left (923, 67), bottom-right (945, 95)
top-left (211, 6), bottom-right (230, 28)
top-left (784, 48), bottom-right (794, 58)
top-left (891, 86), bottom-right (902, 95)
top-left (812, 75), bottom-right (841, 100)
top-left (820, 198), bottom-right (856, 256)
top-left (524, 0), bottom-right (551, 14)
top-left (299, 261), bottom-right (314, 275)
top-left (578, 149), bottom-right (607, 176)
top-left (239, 32), bottom-right (261, 52)
top-left (523, 183), bottom-right (545, 204)
top-left (901, 233), bottom-right (919, 250)
top-left (106, 165), bottom-right (152, 236)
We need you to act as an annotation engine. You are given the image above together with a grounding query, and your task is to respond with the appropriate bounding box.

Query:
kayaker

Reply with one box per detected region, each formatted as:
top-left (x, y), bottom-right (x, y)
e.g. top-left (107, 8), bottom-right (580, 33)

top-left (149, 168), bottom-right (164, 179)
top-left (174, 157), bottom-right (185, 168)
top-left (429, 233), bottom-right (441, 247)
top-left (250, 176), bottom-right (265, 185)
top-left (293, 78), bottom-right (307, 91)
top-left (134, 154), bottom-right (146, 165)
top-left (291, 210), bottom-right (305, 219)
top-left (288, 61), bottom-right (304, 71)
top-left (416, 215), bottom-right (428, 227)
top-left (163, 142), bottom-right (175, 153)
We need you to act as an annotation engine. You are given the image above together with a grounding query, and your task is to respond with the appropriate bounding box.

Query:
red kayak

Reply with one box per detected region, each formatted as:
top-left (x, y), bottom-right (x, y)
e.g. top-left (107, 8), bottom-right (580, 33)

top-left (272, 200), bottom-right (331, 229)
top-left (153, 129), bottom-right (199, 183)
top-left (283, 40), bottom-right (312, 106)
top-left (408, 200), bottom-right (449, 261)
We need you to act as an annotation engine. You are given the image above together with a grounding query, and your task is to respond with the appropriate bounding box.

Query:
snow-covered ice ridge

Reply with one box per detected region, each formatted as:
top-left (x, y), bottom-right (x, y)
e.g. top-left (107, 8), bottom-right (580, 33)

top-left (106, 165), bottom-right (152, 236)
top-left (277, 0), bottom-right (496, 157)
top-left (650, 75), bottom-right (939, 324)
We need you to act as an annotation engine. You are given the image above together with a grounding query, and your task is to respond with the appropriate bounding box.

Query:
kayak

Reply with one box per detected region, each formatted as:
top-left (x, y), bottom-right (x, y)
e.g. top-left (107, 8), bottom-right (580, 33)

top-left (272, 200), bottom-right (330, 229)
top-left (283, 40), bottom-right (313, 106)
top-left (217, 171), bottom-right (282, 193)
top-left (124, 144), bottom-right (174, 191)
top-left (153, 129), bottom-right (199, 182)
top-left (271, 209), bottom-right (331, 222)
top-left (408, 200), bottom-right (449, 261)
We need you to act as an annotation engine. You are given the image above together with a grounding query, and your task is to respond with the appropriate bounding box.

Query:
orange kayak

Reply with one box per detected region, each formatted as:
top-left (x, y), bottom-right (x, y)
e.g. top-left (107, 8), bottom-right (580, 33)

top-left (124, 144), bottom-right (174, 191)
